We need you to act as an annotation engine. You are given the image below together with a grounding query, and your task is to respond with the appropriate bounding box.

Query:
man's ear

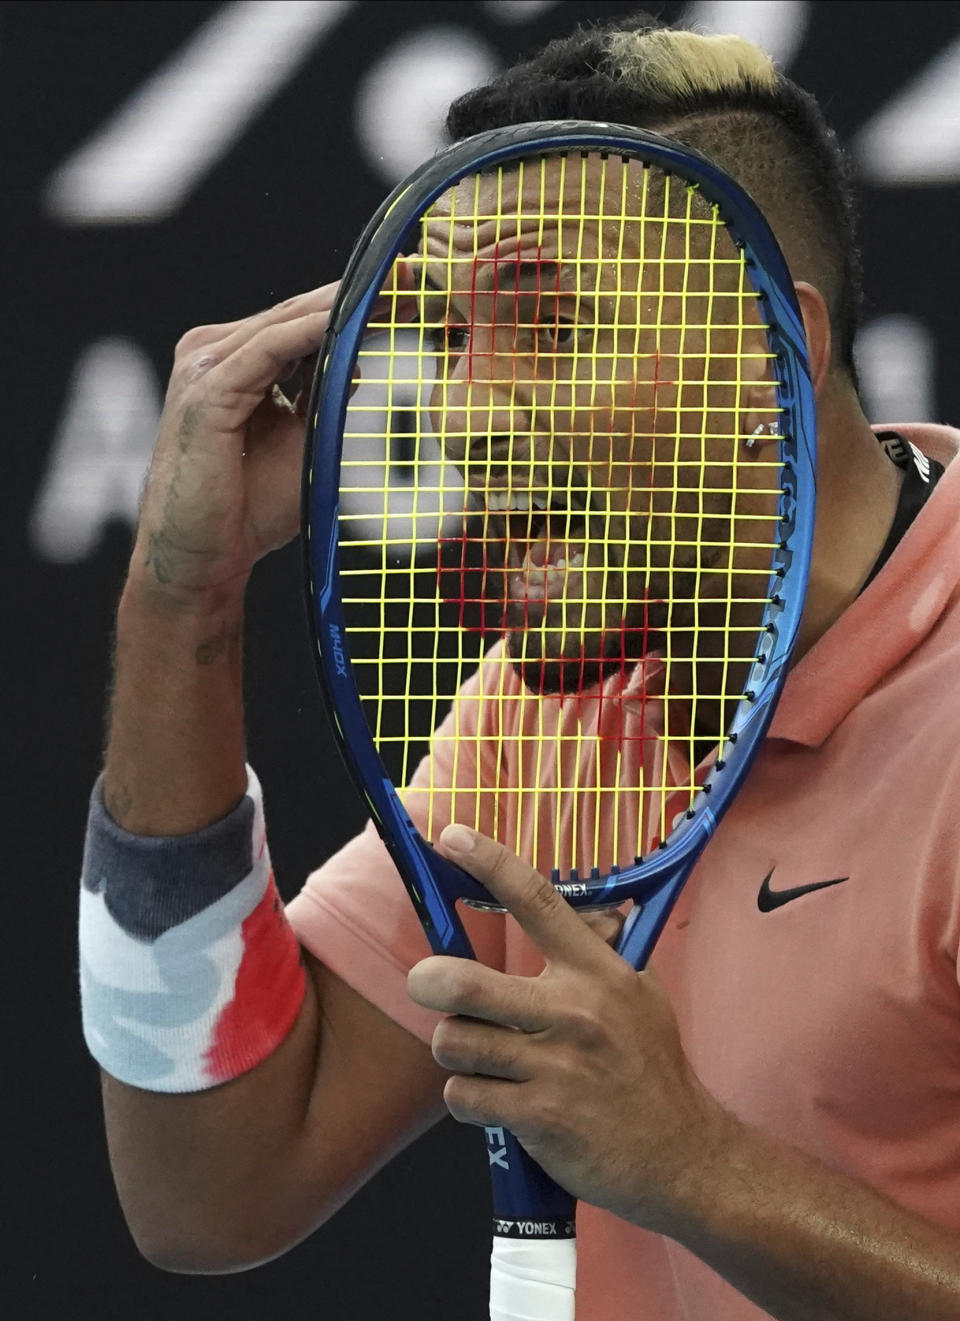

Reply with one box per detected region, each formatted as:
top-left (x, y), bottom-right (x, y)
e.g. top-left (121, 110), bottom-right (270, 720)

top-left (793, 281), bottom-right (832, 395)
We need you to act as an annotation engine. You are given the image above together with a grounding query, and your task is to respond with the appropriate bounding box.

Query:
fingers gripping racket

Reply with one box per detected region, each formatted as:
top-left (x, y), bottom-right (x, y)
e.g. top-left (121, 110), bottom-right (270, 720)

top-left (304, 122), bottom-right (815, 1320)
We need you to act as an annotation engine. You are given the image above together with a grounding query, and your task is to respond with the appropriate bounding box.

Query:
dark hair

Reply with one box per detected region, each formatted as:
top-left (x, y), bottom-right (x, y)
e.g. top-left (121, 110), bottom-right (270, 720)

top-left (446, 13), bottom-right (862, 380)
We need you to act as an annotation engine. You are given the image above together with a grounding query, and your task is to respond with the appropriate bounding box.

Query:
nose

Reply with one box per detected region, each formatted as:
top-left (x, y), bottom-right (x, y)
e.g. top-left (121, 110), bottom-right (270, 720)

top-left (432, 349), bottom-right (533, 469)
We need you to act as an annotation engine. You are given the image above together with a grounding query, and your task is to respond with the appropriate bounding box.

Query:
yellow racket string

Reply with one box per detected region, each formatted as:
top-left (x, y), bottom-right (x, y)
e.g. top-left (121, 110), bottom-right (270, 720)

top-left (340, 154), bottom-right (783, 880)
top-left (609, 157), bottom-right (630, 866)
top-left (512, 157), bottom-right (528, 862)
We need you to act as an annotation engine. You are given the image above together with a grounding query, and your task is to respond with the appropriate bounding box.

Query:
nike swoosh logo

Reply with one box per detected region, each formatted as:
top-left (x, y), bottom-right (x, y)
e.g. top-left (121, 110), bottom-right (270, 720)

top-left (757, 869), bottom-right (849, 912)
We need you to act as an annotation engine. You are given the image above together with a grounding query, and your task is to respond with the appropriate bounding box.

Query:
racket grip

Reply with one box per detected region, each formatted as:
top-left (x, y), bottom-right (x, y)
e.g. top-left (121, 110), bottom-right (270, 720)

top-left (489, 1238), bottom-right (576, 1321)
top-left (486, 1127), bottom-right (577, 1319)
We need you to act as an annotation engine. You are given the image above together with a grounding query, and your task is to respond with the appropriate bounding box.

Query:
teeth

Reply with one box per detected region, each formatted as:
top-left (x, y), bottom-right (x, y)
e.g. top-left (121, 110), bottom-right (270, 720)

top-left (484, 488), bottom-right (589, 516)
top-left (486, 490), bottom-right (538, 513)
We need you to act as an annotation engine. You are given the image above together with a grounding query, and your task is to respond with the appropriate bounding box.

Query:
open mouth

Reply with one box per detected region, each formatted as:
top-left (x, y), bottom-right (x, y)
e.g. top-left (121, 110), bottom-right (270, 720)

top-left (436, 472), bottom-right (620, 645)
top-left (516, 502), bottom-right (591, 606)
top-left (475, 482), bottom-right (593, 595)
top-left (443, 478), bottom-right (667, 691)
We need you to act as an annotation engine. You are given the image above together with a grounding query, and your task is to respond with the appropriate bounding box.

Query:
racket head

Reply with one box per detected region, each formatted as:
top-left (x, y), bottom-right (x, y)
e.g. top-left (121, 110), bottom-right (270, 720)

top-left (304, 122), bottom-right (816, 956)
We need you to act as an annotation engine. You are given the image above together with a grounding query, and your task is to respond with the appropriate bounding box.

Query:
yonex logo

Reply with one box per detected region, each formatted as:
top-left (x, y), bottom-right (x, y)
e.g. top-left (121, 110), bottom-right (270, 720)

top-left (328, 624), bottom-right (347, 677)
top-left (555, 882), bottom-right (588, 899)
top-left (493, 1218), bottom-right (576, 1239)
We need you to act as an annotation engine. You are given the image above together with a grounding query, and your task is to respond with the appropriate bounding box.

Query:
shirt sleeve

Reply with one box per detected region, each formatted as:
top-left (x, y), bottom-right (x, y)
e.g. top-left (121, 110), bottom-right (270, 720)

top-left (286, 658), bottom-right (506, 1045)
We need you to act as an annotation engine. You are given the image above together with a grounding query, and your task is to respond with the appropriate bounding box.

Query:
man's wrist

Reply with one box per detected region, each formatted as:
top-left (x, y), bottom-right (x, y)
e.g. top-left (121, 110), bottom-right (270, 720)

top-left (80, 766), bottom-right (307, 1093)
top-left (107, 559), bottom-right (249, 837)
top-left (634, 1088), bottom-right (749, 1243)
top-left (121, 544), bottom-right (251, 622)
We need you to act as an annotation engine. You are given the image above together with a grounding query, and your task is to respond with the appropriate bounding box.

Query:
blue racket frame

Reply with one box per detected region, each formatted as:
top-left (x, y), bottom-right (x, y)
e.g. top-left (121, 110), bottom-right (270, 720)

top-left (304, 121), bottom-right (816, 1241)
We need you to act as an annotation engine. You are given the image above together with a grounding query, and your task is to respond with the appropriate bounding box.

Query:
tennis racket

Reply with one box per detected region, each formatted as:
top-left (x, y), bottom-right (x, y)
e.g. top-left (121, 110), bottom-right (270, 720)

top-left (303, 121), bottom-right (815, 1321)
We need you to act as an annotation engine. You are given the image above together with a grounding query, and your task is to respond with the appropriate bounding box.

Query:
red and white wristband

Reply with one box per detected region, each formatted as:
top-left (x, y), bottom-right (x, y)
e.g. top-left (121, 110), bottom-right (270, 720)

top-left (79, 767), bottom-right (306, 1092)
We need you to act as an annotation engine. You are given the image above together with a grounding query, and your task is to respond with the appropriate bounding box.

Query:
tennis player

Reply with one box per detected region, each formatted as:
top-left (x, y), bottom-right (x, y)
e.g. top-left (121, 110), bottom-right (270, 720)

top-left (80, 15), bottom-right (960, 1319)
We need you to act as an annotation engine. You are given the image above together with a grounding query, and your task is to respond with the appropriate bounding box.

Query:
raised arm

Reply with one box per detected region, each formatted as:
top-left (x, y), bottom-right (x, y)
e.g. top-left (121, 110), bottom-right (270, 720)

top-left (93, 287), bottom-right (447, 1274)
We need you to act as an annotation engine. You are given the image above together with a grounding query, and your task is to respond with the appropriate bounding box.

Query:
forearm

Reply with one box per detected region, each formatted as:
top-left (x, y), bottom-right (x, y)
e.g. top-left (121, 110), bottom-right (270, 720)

top-left (665, 1115), bottom-right (960, 1320)
top-left (104, 559), bottom-right (248, 834)
top-left (94, 566), bottom-right (448, 1272)
top-left (98, 560), bottom-right (312, 1268)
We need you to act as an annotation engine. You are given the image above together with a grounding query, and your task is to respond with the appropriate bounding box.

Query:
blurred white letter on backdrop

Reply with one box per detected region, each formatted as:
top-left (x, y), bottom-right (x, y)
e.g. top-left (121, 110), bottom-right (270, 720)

top-left (31, 339), bottom-right (161, 563)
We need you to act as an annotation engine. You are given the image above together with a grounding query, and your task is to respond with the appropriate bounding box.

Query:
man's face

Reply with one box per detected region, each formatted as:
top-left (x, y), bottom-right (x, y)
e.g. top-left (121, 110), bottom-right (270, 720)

top-left (417, 154), bottom-right (779, 695)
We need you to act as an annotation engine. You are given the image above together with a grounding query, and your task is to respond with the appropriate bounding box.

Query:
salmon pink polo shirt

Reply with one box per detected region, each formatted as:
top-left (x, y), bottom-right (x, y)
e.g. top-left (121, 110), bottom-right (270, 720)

top-left (287, 424), bottom-right (960, 1320)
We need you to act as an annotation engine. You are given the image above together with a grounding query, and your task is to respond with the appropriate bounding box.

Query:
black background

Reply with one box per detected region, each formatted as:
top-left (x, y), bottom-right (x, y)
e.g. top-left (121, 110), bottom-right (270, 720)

top-left (6, 3), bottom-right (960, 1318)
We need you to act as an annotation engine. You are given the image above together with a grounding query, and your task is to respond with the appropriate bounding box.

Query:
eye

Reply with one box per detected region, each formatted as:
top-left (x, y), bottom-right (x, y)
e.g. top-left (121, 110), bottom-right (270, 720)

top-left (445, 325), bottom-right (470, 353)
top-left (429, 323), bottom-right (469, 355)
top-left (538, 315), bottom-right (578, 352)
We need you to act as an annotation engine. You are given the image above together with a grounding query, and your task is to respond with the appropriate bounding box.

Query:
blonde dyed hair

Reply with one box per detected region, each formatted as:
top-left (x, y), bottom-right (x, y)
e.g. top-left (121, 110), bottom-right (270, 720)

top-left (606, 28), bottom-right (777, 103)
top-left (446, 15), bottom-right (862, 376)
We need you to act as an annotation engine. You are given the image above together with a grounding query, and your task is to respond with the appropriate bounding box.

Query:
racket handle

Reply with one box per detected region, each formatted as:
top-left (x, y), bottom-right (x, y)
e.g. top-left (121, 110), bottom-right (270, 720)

top-left (486, 1127), bottom-right (577, 1319)
top-left (489, 1238), bottom-right (576, 1321)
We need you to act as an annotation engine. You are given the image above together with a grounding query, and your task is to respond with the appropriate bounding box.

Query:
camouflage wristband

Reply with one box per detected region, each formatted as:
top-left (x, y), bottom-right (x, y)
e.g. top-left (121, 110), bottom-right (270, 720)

top-left (79, 768), bottom-right (305, 1092)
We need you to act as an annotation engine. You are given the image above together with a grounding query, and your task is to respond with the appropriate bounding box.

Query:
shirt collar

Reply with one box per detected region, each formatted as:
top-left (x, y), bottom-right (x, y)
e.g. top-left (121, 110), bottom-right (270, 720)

top-left (769, 424), bottom-right (960, 747)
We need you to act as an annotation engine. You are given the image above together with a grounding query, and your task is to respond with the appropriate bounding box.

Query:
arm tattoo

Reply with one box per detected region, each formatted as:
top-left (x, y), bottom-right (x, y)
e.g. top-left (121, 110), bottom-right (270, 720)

top-left (195, 618), bottom-right (242, 667)
top-left (144, 529), bottom-right (175, 584)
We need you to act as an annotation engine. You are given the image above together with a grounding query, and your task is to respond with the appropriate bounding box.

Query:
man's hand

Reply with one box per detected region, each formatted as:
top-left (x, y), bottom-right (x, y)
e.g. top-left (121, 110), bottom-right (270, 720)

top-left (406, 823), bottom-right (733, 1234)
top-left (134, 266), bottom-right (414, 610)
top-left (104, 265), bottom-right (411, 832)
top-left (136, 285), bottom-right (329, 607)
